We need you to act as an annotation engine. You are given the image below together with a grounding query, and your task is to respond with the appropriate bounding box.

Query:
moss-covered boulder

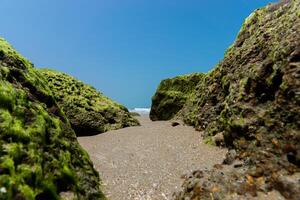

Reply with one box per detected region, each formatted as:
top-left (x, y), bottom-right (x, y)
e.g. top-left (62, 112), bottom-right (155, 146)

top-left (38, 69), bottom-right (139, 136)
top-left (0, 37), bottom-right (105, 199)
top-left (150, 73), bottom-right (204, 121)
top-left (152, 0), bottom-right (300, 199)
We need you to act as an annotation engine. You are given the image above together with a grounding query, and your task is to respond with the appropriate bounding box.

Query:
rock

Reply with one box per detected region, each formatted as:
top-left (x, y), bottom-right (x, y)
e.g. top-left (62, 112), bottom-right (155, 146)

top-left (130, 112), bottom-right (141, 117)
top-left (171, 121), bottom-right (180, 127)
top-left (287, 150), bottom-right (300, 167)
top-left (223, 149), bottom-right (237, 165)
top-left (212, 132), bottom-right (225, 146)
top-left (38, 68), bottom-right (140, 136)
top-left (150, 73), bottom-right (204, 121)
top-left (273, 173), bottom-right (300, 200)
top-left (0, 37), bottom-right (105, 199)
top-left (59, 191), bottom-right (77, 200)
top-left (164, 0), bottom-right (300, 199)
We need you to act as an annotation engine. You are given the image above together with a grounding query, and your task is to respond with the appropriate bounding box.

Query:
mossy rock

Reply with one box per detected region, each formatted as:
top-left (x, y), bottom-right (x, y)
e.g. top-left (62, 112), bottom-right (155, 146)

top-left (150, 73), bottom-right (204, 120)
top-left (38, 69), bottom-right (139, 136)
top-left (180, 0), bottom-right (300, 152)
top-left (0, 37), bottom-right (106, 199)
top-left (130, 112), bottom-right (141, 117)
top-left (157, 1), bottom-right (300, 199)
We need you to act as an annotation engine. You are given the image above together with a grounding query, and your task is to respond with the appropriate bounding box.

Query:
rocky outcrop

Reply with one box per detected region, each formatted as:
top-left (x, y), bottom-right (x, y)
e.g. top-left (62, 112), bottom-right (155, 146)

top-left (39, 69), bottom-right (139, 136)
top-left (152, 0), bottom-right (300, 199)
top-left (150, 73), bottom-right (204, 121)
top-left (0, 37), bottom-right (105, 199)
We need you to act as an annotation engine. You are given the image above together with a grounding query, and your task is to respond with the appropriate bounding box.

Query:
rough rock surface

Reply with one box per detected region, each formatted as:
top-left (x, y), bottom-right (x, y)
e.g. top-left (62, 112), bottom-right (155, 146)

top-left (39, 69), bottom-right (139, 136)
top-left (0, 37), bottom-right (105, 199)
top-left (152, 0), bottom-right (300, 199)
top-left (150, 73), bottom-right (204, 121)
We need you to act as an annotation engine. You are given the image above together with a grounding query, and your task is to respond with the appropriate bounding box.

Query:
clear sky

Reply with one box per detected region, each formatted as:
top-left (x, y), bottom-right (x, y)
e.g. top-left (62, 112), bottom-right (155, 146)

top-left (0, 0), bottom-right (276, 108)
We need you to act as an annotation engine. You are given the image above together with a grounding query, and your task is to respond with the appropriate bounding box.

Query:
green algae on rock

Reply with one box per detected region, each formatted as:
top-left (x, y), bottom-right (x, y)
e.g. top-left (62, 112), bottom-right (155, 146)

top-left (38, 69), bottom-right (139, 136)
top-left (0, 37), bottom-right (106, 199)
top-left (151, 0), bottom-right (300, 199)
top-left (150, 73), bottom-right (204, 121)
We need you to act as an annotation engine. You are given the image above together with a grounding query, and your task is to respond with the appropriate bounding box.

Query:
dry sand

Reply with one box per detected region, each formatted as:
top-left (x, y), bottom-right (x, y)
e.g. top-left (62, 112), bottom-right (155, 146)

top-left (78, 116), bottom-right (227, 200)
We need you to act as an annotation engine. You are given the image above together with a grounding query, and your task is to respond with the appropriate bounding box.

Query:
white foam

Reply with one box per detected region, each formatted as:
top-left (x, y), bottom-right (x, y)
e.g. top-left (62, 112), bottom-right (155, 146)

top-left (129, 108), bottom-right (150, 115)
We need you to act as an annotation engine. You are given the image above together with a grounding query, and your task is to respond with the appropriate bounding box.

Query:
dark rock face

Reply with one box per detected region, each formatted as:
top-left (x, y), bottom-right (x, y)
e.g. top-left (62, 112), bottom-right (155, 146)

top-left (0, 38), bottom-right (105, 199)
top-left (39, 69), bottom-right (140, 136)
top-left (150, 73), bottom-right (204, 121)
top-left (152, 0), bottom-right (300, 199)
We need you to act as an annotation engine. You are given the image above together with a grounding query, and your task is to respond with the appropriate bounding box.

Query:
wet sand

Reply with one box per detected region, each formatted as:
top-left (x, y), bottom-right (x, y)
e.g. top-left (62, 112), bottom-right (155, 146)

top-left (78, 116), bottom-right (226, 200)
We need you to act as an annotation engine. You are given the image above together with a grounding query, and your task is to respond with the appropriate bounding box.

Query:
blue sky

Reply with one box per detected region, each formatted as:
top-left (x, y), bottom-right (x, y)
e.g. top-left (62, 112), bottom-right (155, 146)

top-left (0, 0), bottom-right (276, 108)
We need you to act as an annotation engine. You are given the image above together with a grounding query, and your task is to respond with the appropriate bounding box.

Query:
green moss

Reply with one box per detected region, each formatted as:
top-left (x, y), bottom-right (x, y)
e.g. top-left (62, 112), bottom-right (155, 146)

top-left (0, 37), bottom-right (32, 68)
top-left (0, 37), bottom-right (106, 199)
top-left (3, 143), bottom-right (24, 165)
top-left (38, 68), bottom-right (139, 135)
top-left (150, 73), bottom-right (205, 120)
top-left (0, 109), bottom-right (12, 129)
top-left (0, 156), bottom-right (15, 175)
top-left (8, 119), bottom-right (31, 143)
top-left (19, 185), bottom-right (35, 200)
top-left (0, 81), bottom-right (16, 110)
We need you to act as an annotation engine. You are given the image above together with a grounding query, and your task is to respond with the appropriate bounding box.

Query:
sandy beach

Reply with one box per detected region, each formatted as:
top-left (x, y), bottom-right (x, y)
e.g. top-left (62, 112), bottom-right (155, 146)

top-left (78, 116), bottom-right (226, 200)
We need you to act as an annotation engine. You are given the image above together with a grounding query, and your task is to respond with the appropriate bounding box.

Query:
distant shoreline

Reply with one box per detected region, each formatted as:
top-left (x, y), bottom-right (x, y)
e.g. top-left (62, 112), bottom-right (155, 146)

top-left (129, 108), bottom-right (150, 116)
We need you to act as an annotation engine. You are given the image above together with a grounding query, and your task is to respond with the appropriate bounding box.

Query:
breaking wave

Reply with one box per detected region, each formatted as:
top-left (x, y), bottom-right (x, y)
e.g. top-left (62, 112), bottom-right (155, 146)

top-left (129, 108), bottom-right (150, 115)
